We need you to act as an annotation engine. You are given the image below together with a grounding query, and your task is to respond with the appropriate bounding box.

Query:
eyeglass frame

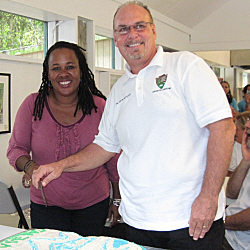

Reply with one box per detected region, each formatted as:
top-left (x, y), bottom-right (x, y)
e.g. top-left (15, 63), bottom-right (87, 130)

top-left (114, 21), bottom-right (153, 35)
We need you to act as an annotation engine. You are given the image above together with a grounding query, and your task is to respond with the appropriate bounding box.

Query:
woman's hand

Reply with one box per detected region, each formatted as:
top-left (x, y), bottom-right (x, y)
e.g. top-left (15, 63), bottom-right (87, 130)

top-left (22, 161), bottom-right (39, 188)
top-left (107, 202), bottom-right (121, 228)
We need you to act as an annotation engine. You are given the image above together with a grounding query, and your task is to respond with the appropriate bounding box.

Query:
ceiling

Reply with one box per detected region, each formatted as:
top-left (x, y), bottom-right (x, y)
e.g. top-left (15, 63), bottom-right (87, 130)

top-left (138, 0), bottom-right (230, 29)
top-left (115, 0), bottom-right (231, 29)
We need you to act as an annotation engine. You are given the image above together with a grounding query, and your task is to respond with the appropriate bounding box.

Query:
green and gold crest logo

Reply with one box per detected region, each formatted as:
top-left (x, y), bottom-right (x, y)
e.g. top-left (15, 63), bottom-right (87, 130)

top-left (156, 74), bottom-right (168, 89)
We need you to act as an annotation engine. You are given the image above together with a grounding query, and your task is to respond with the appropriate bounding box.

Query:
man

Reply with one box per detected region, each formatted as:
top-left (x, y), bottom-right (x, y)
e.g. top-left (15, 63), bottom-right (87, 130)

top-left (33, 1), bottom-right (235, 249)
top-left (223, 120), bottom-right (250, 250)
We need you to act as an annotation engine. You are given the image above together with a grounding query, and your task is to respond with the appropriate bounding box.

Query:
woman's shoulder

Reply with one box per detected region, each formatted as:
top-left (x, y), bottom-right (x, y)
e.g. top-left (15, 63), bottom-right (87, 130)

top-left (23, 92), bottom-right (39, 102)
top-left (238, 99), bottom-right (245, 105)
top-left (19, 93), bottom-right (39, 109)
top-left (93, 95), bottom-right (106, 107)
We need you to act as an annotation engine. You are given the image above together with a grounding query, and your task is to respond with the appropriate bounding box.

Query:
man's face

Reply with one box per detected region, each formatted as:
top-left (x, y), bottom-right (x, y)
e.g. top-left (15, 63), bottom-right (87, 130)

top-left (235, 121), bottom-right (244, 144)
top-left (113, 4), bottom-right (157, 72)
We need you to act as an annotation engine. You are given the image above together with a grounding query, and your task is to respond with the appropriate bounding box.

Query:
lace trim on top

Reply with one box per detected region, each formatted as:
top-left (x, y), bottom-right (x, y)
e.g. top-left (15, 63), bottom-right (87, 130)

top-left (45, 98), bottom-right (84, 161)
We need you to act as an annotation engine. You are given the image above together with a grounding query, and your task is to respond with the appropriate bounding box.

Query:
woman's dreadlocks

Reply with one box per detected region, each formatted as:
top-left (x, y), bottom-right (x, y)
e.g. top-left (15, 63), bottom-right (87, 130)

top-left (33, 41), bottom-right (106, 120)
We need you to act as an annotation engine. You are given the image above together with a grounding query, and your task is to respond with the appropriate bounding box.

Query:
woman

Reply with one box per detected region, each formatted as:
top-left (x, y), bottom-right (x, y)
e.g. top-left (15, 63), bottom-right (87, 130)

top-left (7, 41), bottom-right (121, 236)
top-left (221, 80), bottom-right (238, 112)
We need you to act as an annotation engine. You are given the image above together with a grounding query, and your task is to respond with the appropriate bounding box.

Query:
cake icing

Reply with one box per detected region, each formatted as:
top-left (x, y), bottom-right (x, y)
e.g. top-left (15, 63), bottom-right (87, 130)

top-left (0, 229), bottom-right (146, 249)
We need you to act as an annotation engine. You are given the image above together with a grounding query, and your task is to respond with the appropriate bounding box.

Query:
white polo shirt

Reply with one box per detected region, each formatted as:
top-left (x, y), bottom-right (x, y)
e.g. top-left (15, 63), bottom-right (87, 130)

top-left (94, 46), bottom-right (232, 231)
top-left (229, 141), bottom-right (242, 172)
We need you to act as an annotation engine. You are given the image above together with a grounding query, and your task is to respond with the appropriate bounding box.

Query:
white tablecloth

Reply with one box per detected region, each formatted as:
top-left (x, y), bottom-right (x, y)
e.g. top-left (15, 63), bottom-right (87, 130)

top-left (0, 225), bottom-right (24, 241)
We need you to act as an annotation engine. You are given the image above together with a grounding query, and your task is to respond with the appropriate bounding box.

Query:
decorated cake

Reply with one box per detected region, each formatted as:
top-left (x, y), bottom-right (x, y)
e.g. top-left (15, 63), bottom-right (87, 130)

top-left (0, 229), bottom-right (146, 249)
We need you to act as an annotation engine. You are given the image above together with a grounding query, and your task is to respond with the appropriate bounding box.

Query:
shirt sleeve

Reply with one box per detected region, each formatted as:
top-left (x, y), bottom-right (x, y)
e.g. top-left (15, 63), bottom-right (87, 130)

top-left (229, 143), bottom-right (240, 172)
top-left (93, 93), bottom-right (121, 153)
top-left (6, 94), bottom-right (36, 171)
top-left (181, 53), bottom-right (232, 128)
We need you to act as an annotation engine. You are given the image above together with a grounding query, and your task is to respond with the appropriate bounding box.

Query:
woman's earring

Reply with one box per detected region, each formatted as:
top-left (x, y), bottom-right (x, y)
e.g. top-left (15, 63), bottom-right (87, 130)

top-left (48, 81), bottom-right (53, 90)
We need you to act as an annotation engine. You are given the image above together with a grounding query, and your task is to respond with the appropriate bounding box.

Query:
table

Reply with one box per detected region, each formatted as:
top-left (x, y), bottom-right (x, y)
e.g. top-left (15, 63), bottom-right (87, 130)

top-left (0, 225), bottom-right (24, 241)
top-left (143, 247), bottom-right (166, 250)
top-left (0, 225), bottom-right (168, 249)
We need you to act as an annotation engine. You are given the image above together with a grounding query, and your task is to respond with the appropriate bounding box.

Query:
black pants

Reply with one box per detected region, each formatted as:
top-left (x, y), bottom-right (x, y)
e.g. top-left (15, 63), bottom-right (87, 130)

top-left (222, 236), bottom-right (234, 250)
top-left (31, 197), bottom-right (109, 236)
top-left (126, 218), bottom-right (224, 250)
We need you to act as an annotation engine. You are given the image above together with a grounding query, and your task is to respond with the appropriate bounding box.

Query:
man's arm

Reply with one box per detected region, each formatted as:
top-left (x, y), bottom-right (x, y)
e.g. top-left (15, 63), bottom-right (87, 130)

top-left (225, 208), bottom-right (250, 231)
top-left (32, 143), bottom-right (115, 189)
top-left (226, 159), bottom-right (250, 199)
top-left (189, 118), bottom-right (235, 240)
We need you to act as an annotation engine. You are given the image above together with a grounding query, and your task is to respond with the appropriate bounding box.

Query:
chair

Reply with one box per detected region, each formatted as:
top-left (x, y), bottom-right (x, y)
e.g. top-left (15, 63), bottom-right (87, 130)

top-left (0, 178), bottom-right (29, 229)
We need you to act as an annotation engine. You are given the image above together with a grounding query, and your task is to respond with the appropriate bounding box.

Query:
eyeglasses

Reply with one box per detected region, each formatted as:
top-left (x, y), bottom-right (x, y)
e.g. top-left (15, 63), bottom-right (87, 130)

top-left (114, 21), bottom-right (153, 35)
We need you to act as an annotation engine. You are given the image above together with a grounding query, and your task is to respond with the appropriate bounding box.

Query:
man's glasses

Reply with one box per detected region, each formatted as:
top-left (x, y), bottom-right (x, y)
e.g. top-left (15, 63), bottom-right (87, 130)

top-left (114, 21), bottom-right (153, 35)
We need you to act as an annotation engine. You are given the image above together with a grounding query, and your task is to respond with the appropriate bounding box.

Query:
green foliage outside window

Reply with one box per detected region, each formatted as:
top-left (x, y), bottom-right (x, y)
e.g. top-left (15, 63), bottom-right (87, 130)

top-left (0, 11), bottom-right (45, 56)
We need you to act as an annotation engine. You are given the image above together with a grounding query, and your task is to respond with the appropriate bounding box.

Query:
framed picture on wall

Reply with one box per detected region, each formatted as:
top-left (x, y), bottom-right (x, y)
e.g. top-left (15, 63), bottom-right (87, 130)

top-left (0, 73), bottom-right (11, 134)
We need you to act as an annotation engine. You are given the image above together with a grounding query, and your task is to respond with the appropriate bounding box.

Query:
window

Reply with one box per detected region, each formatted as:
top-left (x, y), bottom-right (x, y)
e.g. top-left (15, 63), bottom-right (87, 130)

top-left (95, 35), bottom-right (113, 69)
top-left (243, 72), bottom-right (249, 88)
top-left (0, 11), bottom-right (47, 59)
top-left (95, 34), bottom-right (125, 70)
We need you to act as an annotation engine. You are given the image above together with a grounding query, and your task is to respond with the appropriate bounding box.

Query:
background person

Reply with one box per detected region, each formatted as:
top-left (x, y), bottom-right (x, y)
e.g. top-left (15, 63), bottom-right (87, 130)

top-left (238, 84), bottom-right (250, 112)
top-left (228, 111), bottom-right (250, 176)
top-left (221, 80), bottom-right (238, 112)
top-left (223, 119), bottom-right (250, 250)
top-left (32, 2), bottom-right (235, 249)
top-left (7, 41), bottom-right (121, 236)
top-left (221, 80), bottom-right (238, 122)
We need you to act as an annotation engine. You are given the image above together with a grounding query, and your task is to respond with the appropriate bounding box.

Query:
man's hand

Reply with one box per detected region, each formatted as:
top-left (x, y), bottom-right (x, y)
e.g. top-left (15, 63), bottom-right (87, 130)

top-left (32, 162), bottom-right (63, 189)
top-left (242, 120), bottom-right (250, 161)
top-left (188, 194), bottom-right (218, 240)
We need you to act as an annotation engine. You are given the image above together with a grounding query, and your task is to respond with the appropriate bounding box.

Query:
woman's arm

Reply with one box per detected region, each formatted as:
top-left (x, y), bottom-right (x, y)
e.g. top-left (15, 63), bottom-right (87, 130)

top-left (107, 181), bottom-right (121, 227)
top-left (7, 94), bottom-right (34, 170)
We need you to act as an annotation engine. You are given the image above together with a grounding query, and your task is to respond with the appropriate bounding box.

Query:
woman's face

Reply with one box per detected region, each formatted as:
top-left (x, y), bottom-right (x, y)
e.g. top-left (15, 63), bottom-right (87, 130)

top-left (221, 82), bottom-right (229, 94)
top-left (48, 48), bottom-right (81, 98)
top-left (235, 121), bottom-right (244, 144)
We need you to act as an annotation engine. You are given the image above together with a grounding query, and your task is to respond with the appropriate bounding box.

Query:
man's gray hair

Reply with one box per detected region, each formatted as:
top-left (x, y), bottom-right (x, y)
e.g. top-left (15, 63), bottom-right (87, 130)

top-left (113, 1), bottom-right (154, 30)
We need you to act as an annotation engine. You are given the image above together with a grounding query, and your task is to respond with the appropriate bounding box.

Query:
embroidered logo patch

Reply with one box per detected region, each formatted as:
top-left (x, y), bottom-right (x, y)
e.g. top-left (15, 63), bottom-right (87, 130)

top-left (156, 74), bottom-right (168, 89)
